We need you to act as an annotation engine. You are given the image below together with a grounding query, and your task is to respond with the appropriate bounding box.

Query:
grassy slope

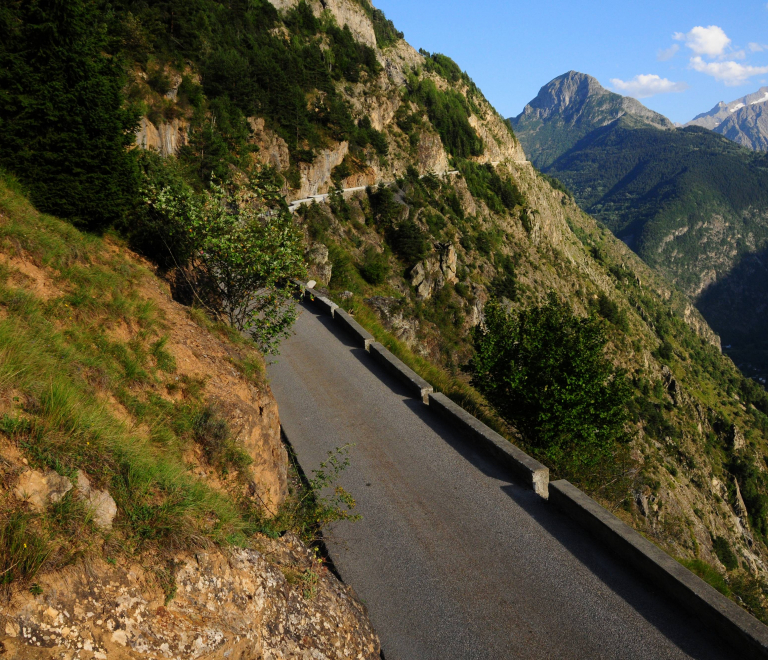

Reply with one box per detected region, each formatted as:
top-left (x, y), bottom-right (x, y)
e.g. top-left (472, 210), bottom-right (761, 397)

top-left (0, 173), bottom-right (309, 593)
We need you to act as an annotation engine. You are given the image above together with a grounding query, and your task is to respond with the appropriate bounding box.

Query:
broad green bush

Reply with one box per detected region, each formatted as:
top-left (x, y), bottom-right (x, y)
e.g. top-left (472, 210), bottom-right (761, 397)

top-left (471, 295), bottom-right (633, 483)
top-left (143, 173), bottom-right (305, 353)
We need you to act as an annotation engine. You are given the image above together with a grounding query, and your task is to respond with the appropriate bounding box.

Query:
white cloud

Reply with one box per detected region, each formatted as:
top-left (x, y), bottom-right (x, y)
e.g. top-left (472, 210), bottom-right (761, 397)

top-left (657, 44), bottom-right (680, 61)
top-left (674, 25), bottom-right (731, 57)
top-left (749, 42), bottom-right (768, 52)
top-left (610, 74), bottom-right (689, 98)
top-left (690, 56), bottom-right (768, 85)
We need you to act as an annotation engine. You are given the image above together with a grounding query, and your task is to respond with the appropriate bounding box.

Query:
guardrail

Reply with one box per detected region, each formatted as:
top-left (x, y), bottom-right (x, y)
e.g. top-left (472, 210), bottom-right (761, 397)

top-left (293, 280), bottom-right (768, 656)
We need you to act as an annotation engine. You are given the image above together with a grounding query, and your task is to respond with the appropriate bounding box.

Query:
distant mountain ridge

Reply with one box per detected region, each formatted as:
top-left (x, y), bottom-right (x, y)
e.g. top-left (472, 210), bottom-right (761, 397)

top-left (509, 71), bottom-right (768, 376)
top-left (686, 87), bottom-right (768, 152)
top-left (509, 71), bottom-right (674, 168)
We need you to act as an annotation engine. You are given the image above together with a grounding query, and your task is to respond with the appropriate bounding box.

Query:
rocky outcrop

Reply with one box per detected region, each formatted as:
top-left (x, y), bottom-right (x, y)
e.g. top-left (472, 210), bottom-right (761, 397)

top-left (366, 296), bottom-right (419, 346)
top-left (733, 479), bottom-right (755, 549)
top-left (14, 470), bottom-right (72, 512)
top-left (135, 117), bottom-right (188, 157)
top-left (267, 0), bottom-right (376, 48)
top-left (410, 243), bottom-right (458, 300)
top-left (293, 143), bottom-right (349, 200)
top-left (0, 536), bottom-right (380, 659)
top-left (416, 131), bottom-right (450, 175)
top-left (306, 243), bottom-right (333, 285)
top-left (76, 471), bottom-right (118, 530)
top-left (248, 117), bottom-right (290, 171)
top-left (661, 365), bottom-right (686, 407)
top-left (728, 424), bottom-right (746, 452)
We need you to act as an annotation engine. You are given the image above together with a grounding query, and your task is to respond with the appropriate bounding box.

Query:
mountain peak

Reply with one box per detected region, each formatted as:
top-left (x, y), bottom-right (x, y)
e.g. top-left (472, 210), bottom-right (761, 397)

top-left (509, 71), bottom-right (674, 168)
top-left (686, 87), bottom-right (768, 150)
top-left (525, 71), bottom-right (609, 119)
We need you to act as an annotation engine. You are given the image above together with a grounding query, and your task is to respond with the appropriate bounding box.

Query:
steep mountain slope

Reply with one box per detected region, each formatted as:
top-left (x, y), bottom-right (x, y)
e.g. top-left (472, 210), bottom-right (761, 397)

top-left (512, 72), bottom-right (768, 376)
top-left (112, 0), bottom-right (768, 621)
top-left (5, 0), bottom-right (768, 627)
top-left (509, 71), bottom-right (674, 168)
top-left (0, 175), bottom-right (379, 657)
top-left (687, 87), bottom-right (768, 151)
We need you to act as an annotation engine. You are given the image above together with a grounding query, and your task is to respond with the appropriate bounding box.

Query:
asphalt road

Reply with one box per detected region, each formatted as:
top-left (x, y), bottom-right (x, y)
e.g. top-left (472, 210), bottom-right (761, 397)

top-left (267, 304), bottom-right (733, 660)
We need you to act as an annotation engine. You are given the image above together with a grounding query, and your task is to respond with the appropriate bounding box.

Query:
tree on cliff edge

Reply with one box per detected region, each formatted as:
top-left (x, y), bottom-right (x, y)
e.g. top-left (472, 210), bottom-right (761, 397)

top-left (0, 0), bottom-right (139, 229)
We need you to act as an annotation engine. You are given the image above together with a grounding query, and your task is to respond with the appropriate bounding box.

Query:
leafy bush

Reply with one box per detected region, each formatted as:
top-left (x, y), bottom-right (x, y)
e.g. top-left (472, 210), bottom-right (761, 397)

top-left (143, 174), bottom-right (305, 353)
top-left (359, 247), bottom-right (390, 285)
top-left (471, 295), bottom-right (633, 482)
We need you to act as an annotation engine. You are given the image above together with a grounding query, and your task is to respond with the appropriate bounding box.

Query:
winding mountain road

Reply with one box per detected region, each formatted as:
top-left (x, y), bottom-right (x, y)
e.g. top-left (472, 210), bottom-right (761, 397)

top-left (267, 304), bottom-right (732, 659)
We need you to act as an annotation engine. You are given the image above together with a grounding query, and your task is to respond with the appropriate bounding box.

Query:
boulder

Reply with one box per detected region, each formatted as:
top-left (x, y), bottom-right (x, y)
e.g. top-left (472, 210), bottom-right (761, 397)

top-left (76, 471), bottom-right (118, 530)
top-left (14, 470), bottom-right (72, 511)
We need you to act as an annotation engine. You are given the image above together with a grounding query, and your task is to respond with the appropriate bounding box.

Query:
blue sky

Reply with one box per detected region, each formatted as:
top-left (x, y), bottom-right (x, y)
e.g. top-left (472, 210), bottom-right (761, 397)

top-left (373, 0), bottom-right (768, 124)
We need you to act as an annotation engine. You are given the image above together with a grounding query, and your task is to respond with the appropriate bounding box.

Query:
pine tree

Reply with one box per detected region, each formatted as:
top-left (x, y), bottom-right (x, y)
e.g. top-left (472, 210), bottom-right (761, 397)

top-left (0, 0), bottom-right (139, 229)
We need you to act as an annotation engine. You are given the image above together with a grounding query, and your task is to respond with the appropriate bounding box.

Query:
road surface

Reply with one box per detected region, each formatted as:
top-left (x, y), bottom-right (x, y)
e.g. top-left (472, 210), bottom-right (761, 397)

top-left (267, 304), bottom-right (732, 659)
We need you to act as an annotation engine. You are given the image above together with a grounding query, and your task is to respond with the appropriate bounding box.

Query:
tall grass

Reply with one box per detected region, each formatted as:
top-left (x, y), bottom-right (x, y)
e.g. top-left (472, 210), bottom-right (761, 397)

top-left (0, 173), bottom-right (271, 587)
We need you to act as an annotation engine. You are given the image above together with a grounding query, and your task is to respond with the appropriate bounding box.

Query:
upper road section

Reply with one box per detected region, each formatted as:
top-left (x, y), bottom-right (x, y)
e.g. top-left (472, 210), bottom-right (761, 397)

top-left (267, 305), bottom-right (733, 659)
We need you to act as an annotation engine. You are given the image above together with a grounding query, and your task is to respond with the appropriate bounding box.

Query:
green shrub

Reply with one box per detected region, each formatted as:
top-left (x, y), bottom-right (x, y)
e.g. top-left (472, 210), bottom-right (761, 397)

top-left (359, 247), bottom-right (390, 285)
top-left (712, 536), bottom-right (739, 571)
top-left (143, 173), bottom-right (305, 353)
top-left (681, 559), bottom-right (730, 596)
top-left (389, 219), bottom-right (429, 267)
top-left (471, 295), bottom-right (633, 484)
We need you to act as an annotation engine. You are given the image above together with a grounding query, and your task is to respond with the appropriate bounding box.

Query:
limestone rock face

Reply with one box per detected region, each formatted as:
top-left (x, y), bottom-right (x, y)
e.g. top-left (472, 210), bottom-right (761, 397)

top-left (661, 365), bottom-right (686, 407)
top-left (409, 244), bottom-right (458, 300)
top-left (728, 424), bottom-right (746, 452)
top-left (294, 142), bottom-right (349, 200)
top-left (267, 0), bottom-right (376, 49)
top-left (0, 535), bottom-right (380, 659)
top-left (76, 471), bottom-right (118, 531)
top-left (416, 131), bottom-right (450, 175)
top-left (306, 243), bottom-right (333, 285)
top-left (135, 117), bottom-right (188, 157)
top-left (248, 116), bottom-right (290, 171)
top-left (733, 479), bottom-right (755, 549)
top-left (14, 470), bottom-right (72, 512)
top-left (366, 296), bottom-right (419, 346)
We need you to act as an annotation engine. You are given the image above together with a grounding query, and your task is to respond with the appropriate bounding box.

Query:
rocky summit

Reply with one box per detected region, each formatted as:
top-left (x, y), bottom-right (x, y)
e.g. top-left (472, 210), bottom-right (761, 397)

top-left (687, 87), bottom-right (768, 152)
top-left (509, 71), bottom-right (673, 167)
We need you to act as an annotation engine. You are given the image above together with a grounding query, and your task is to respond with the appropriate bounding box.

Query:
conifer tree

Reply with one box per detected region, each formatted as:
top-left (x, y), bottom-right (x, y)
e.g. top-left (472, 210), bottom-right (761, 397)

top-left (0, 0), bottom-right (139, 229)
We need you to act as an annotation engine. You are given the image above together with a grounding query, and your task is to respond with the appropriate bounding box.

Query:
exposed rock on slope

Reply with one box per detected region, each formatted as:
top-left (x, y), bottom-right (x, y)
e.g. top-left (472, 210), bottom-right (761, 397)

top-left (0, 537), bottom-right (379, 660)
top-left (687, 86), bottom-right (768, 151)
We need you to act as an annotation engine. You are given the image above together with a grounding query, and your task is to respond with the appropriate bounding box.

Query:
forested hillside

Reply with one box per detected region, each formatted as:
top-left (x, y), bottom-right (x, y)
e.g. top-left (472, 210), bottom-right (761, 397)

top-left (3, 0), bottom-right (768, 628)
top-left (512, 72), bottom-right (768, 380)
